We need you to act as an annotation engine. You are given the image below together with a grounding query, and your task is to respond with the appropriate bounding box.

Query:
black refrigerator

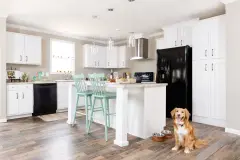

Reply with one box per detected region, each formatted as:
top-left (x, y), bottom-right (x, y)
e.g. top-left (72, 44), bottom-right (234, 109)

top-left (156, 46), bottom-right (192, 119)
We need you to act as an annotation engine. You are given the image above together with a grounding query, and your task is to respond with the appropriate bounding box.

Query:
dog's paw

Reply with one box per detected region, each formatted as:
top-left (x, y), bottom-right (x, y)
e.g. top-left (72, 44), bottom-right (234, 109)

top-left (172, 146), bottom-right (179, 151)
top-left (184, 149), bottom-right (190, 154)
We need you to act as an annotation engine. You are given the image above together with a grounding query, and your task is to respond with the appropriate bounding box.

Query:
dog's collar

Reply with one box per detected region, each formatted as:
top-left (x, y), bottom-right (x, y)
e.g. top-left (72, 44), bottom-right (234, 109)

top-left (179, 124), bottom-right (184, 127)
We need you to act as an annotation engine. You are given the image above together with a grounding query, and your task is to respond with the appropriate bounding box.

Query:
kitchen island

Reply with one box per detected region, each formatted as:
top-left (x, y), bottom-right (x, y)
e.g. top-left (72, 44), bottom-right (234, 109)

top-left (67, 82), bottom-right (167, 147)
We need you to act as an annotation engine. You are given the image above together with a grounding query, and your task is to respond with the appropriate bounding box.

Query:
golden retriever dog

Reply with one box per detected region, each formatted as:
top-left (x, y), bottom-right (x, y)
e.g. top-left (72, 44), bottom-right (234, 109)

top-left (171, 108), bottom-right (206, 153)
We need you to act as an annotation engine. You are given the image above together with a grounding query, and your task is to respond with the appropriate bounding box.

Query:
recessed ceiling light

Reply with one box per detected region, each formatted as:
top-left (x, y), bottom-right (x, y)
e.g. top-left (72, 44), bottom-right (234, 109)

top-left (116, 29), bottom-right (120, 31)
top-left (108, 8), bottom-right (114, 12)
top-left (92, 15), bottom-right (99, 19)
top-left (128, 0), bottom-right (135, 2)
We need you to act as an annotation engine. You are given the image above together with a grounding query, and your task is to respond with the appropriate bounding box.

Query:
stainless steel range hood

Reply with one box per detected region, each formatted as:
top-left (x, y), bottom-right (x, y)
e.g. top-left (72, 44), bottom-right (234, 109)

top-left (130, 38), bottom-right (149, 60)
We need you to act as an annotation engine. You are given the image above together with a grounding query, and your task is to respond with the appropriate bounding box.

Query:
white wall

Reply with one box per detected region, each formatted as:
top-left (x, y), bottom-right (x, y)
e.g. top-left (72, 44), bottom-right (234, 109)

top-left (225, 1), bottom-right (240, 131)
top-left (0, 17), bottom-right (7, 121)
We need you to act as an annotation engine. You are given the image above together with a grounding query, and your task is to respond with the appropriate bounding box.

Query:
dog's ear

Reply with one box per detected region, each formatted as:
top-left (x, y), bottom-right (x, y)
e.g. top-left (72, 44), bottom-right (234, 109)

top-left (184, 108), bottom-right (191, 121)
top-left (171, 108), bottom-right (177, 118)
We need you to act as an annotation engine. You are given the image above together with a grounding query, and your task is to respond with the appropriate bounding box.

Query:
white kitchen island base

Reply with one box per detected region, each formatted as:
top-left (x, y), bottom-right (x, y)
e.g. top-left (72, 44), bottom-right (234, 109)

top-left (67, 83), bottom-right (167, 147)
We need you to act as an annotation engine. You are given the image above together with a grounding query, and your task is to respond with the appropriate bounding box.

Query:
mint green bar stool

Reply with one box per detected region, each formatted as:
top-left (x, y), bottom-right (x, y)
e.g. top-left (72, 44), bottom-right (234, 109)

top-left (72, 74), bottom-right (92, 132)
top-left (87, 73), bottom-right (116, 141)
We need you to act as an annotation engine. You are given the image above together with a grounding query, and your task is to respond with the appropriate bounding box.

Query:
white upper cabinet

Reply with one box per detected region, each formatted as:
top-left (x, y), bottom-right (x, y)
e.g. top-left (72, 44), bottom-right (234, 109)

top-left (96, 46), bottom-right (106, 68)
top-left (118, 45), bottom-right (130, 68)
top-left (83, 45), bottom-right (129, 69)
top-left (192, 15), bottom-right (226, 61)
top-left (83, 44), bottom-right (94, 68)
top-left (164, 26), bottom-right (178, 48)
top-left (106, 47), bottom-right (118, 68)
top-left (83, 44), bottom-right (106, 68)
top-left (163, 20), bottom-right (197, 49)
top-left (7, 32), bottom-right (42, 65)
top-left (7, 32), bottom-right (25, 64)
top-left (24, 35), bottom-right (42, 65)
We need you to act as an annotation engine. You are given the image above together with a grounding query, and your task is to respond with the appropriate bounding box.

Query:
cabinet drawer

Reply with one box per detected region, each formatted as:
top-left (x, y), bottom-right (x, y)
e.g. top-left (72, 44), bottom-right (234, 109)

top-left (18, 84), bottom-right (33, 90)
top-left (7, 85), bottom-right (18, 91)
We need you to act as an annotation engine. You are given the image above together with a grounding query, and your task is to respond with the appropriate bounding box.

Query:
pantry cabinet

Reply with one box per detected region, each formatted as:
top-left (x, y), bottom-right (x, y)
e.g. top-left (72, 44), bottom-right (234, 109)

top-left (7, 84), bottom-right (33, 117)
top-left (192, 15), bottom-right (226, 61)
top-left (192, 15), bottom-right (226, 127)
top-left (7, 32), bottom-right (42, 65)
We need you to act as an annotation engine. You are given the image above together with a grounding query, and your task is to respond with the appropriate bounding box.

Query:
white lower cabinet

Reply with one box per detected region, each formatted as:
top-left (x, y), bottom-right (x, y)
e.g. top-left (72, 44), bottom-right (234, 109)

top-left (7, 90), bottom-right (19, 116)
top-left (193, 59), bottom-right (226, 127)
top-left (7, 84), bottom-right (33, 117)
top-left (57, 82), bottom-right (84, 110)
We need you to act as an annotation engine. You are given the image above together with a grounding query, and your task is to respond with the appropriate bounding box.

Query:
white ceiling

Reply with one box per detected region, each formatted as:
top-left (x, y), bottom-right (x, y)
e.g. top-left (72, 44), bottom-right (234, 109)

top-left (2, 0), bottom-right (225, 41)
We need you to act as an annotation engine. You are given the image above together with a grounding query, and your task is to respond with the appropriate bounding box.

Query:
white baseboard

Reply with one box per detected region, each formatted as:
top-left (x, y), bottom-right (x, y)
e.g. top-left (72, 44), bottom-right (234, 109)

top-left (7, 114), bottom-right (32, 120)
top-left (225, 128), bottom-right (240, 136)
top-left (192, 115), bottom-right (226, 127)
top-left (0, 118), bottom-right (7, 123)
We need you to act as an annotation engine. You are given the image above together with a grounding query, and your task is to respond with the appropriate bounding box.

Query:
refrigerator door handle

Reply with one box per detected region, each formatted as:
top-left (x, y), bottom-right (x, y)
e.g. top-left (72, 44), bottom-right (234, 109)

top-left (212, 63), bottom-right (214, 71)
top-left (205, 64), bottom-right (207, 71)
top-left (205, 49), bottom-right (207, 57)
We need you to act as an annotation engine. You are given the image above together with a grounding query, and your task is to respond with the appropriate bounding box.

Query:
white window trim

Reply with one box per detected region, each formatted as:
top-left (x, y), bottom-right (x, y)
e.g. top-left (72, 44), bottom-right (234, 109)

top-left (50, 38), bottom-right (76, 74)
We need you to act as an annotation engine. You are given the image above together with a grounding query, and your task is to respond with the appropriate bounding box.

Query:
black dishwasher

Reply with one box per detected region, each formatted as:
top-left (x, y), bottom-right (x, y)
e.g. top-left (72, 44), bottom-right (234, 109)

top-left (33, 83), bottom-right (57, 116)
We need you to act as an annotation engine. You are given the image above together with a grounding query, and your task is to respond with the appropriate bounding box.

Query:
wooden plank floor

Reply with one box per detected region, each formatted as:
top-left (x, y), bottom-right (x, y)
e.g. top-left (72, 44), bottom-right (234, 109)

top-left (0, 116), bottom-right (239, 160)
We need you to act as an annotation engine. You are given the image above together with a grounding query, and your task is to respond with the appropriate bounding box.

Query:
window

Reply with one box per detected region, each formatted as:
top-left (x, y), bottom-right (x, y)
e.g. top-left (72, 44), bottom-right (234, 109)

top-left (50, 39), bottom-right (75, 74)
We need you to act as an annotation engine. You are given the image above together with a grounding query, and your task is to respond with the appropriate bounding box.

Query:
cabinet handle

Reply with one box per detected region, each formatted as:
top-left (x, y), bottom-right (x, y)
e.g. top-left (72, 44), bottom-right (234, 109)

top-left (22, 92), bottom-right (24, 99)
top-left (205, 64), bottom-right (207, 71)
top-left (20, 55), bottom-right (22, 61)
top-left (212, 63), bottom-right (214, 71)
top-left (16, 93), bottom-right (18, 99)
top-left (212, 49), bottom-right (214, 57)
top-left (95, 61), bottom-right (96, 66)
top-left (181, 40), bottom-right (183, 46)
top-left (175, 41), bottom-right (177, 46)
top-left (108, 62), bottom-right (110, 66)
top-left (98, 61), bottom-right (99, 66)
top-left (26, 56), bottom-right (28, 62)
top-left (205, 50), bottom-right (207, 57)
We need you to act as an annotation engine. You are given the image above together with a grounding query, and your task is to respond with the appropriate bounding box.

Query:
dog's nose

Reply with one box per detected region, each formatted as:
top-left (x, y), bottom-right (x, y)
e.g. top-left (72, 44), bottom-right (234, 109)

top-left (177, 114), bottom-right (180, 117)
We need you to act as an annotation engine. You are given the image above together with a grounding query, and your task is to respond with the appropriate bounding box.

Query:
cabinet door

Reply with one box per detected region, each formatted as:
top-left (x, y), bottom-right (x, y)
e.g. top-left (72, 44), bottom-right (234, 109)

top-left (57, 82), bottom-right (69, 110)
top-left (209, 16), bottom-right (226, 59)
top-left (194, 60), bottom-right (210, 118)
top-left (83, 44), bottom-right (95, 68)
top-left (18, 89), bottom-right (33, 114)
top-left (7, 90), bottom-right (19, 116)
top-left (6, 32), bottom-right (25, 64)
top-left (210, 59), bottom-right (226, 120)
top-left (97, 46), bottom-right (106, 68)
top-left (179, 26), bottom-right (192, 47)
top-left (156, 38), bottom-right (166, 50)
top-left (106, 47), bottom-right (118, 68)
top-left (192, 22), bottom-right (209, 61)
top-left (118, 46), bottom-right (129, 68)
top-left (164, 26), bottom-right (178, 48)
top-left (25, 35), bottom-right (42, 65)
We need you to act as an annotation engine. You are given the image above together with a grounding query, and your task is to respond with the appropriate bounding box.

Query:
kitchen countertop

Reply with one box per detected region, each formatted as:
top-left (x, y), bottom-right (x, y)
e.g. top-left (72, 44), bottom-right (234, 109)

top-left (7, 81), bottom-right (57, 85)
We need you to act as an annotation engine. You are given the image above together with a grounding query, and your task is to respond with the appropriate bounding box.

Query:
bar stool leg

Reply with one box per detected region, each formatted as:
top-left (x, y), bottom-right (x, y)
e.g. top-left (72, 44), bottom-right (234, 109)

top-left (72, 94), bottom-right (80, 127)
top-left (87, 97), bottom-right (96, 134)
top-left (103, 98), bottom-right (108, 141)
top-left (84, 95), bottom-right (89, 132)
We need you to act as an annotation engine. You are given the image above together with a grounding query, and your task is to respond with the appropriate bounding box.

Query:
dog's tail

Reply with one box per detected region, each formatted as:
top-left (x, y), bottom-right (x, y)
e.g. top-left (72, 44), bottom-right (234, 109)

top-left (194, 139), bottom-right (207, 149)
